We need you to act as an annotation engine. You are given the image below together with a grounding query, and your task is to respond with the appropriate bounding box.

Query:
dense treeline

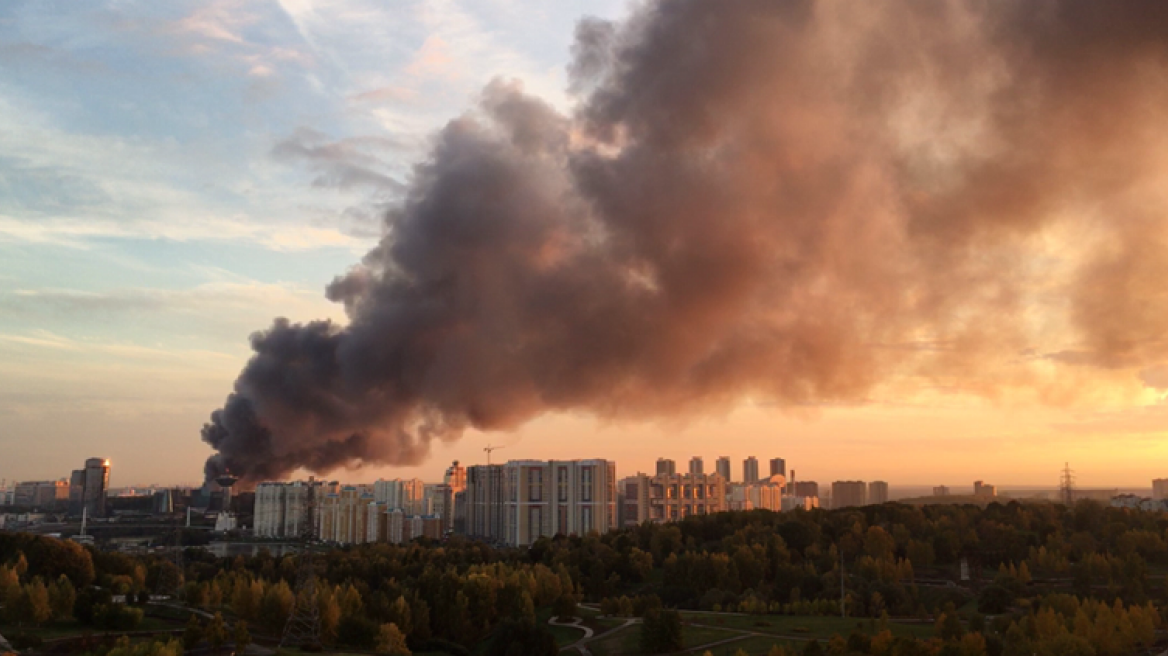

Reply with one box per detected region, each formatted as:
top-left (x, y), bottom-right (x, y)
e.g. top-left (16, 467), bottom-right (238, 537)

top-left (2, 499), bottom-right (1167, 655)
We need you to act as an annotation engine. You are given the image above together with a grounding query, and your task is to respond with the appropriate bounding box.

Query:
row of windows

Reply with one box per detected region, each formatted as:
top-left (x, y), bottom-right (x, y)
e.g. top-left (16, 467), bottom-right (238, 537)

top-left (523, 466), bottom-right (599, 502)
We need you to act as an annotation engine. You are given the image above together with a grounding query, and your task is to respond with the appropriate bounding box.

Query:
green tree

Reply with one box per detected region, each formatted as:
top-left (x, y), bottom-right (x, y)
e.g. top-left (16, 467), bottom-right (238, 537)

top-left (377, 622), bottom-right (411, 655)
top-left (259, 580), bottom-right (294, 634)
top-left (233, 619), bottom-right (251, 654)
top-left (231, 578), bottom-right (262, 621)
top-left (936, 605), bottom-right (964, 641)
top-left (387, 595), bottom-right (413, 637)
top-left (639, 608), bottom-right (683, 654)
top-left (48, 574), bottom-right (76, 621)
top-left (802, 639), bottom-right (824, 656)
top-left (206, 612), bottom-right (227, 653)
top-left (18, 578), bottom-right (53, 626)
top-left (339, 583), bottom-right (364, 616)
top-left (553, 593), bottom-right (577, 621)
top-left (318, 586), bottom-right (342, 644)
top-left (183, 615), bottom-right (205, 649)
top-left (3, 582), bottom-right (24, 624)
top-left (0, 565), bottom-right (17, 599)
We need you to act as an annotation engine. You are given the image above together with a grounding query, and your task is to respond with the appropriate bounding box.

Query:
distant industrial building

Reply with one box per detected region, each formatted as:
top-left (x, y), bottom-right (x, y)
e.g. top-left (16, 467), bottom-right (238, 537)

top-left (933, 485), bottom-right (950, 496)
top-left (716, 457), bottom-right (732, 482)
top-left (831, 481), bottom-right (867, 509)
top-left (743, 457), bottom-right (760, 484)
top-left (868, 481), bottom-right (889, 505)
top-left (13, 480), bottom-right (68, 509)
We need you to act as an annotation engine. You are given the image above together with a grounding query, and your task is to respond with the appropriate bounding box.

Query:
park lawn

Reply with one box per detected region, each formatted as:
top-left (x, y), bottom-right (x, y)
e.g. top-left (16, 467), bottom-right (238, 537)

top-left (689, 634), bottom-right (801, 655)
top-left (581, 623), bottom-right (640, 655)
top-left (680, 613), bottom-right (934, 641)
top-left (0, 617), bottom-right (178, 640)
top-left (548, 622), bottom-right (588, 647)
top-left (582, 616), bottom-right (628, 635)
top-left (0, 621), bottom-right (93, 639)
top-left (681, 625), bottom-right (747, 649)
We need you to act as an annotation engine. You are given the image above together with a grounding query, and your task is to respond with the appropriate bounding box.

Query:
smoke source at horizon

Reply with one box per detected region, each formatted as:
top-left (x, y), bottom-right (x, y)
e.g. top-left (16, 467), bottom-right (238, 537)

top-left (201, 0), bottom-right (1168, 483)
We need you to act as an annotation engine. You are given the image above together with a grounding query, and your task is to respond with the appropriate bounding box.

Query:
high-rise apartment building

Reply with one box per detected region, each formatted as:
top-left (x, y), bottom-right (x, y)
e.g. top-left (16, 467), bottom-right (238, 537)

top-left (689, 456), bottom-right (704, 475)
top-left (769, 458), bottom-right (786, 478)
top-left (619, 475), bottom-right (651, 527)
top-left (501, 459), bottom-right (617, 547)
top-left (791, 481), bottom-right (819, 498)
top-left (623, 471), bottom-right (728, 523)
top-left (437, 460), bottom-right (467, 533)
top-left (83, 458), bottom-right (110, 518)
top-left (374, 478), bottom-right (426, 515)
top-left (728, 475), bottom-right (785, 511)
top-left (1153, 479), bottom-right (1168, 500)
top-left (868, 481), bottom-right (889, 505)
top-left (831, 481), bottom-right (867, 509)
top-left (463, 464), bottom-right (506, 543)
top-left (716, 457), bottom-right (732, 482)
top-left (66, 458), bottom-right (110, 517)
top-left (318, 485), bottom-right (375, 544)
top-left (743, 457), bottom-right (760, 484)
top-left (254, 479), bottom-right (323, 538)
top-left (656, 458), bottom-right (676, 476)
top-left (933, 486), bottom-right (950, 496)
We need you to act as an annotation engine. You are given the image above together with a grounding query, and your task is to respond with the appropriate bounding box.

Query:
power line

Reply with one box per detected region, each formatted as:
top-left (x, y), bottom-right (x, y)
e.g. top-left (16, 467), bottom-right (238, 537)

top-left (1059, 462), bottom-right (1076, 508)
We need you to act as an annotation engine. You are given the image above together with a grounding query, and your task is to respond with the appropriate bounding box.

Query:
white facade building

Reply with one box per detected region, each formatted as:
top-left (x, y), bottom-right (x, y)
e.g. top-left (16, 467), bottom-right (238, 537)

top-left (254, 480), bottom-right (322, 538)
top-left (501, 459), bottom-right (617, 547)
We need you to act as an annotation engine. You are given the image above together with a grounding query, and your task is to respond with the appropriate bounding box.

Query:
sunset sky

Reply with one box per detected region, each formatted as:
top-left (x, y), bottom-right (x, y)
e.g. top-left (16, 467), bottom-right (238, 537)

top-left (2, 0), bottom-right (1166, 490)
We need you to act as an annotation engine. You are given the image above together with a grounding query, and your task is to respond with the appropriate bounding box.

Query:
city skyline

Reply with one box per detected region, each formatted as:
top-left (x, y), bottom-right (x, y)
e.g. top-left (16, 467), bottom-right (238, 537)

top-left (2, 1), bottom-right (1167, 489)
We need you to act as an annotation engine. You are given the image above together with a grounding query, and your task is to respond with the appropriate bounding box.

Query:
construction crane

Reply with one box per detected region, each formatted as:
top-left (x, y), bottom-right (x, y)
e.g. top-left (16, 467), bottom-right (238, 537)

top-left (484, 444), bottom-right (506, 465)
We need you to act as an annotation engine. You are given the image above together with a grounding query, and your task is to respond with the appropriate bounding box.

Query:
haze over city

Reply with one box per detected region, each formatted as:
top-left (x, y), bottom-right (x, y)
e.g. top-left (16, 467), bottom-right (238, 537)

top-left (2, 0), bottom-right (1167, 490)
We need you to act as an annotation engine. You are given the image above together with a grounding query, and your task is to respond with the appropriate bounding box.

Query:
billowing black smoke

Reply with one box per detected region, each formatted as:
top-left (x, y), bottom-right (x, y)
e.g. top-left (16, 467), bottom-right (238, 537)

top-left (203, 0), bottom-right (1168, 483)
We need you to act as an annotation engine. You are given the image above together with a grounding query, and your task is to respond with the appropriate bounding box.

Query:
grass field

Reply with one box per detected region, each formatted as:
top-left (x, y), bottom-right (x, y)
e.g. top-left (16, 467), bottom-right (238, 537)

top-left (679, 612), bottom-right (934, 641)
top-left (547, 622), bottom-right (588, 647)
top-left (689, 634), bottom-right (801, 655)
top-left (680, 625), bottom-right (745, 649)
top-left (582, 623), bottom-right (640, 655)
top-left (0, 616), bottom-right (183, 640)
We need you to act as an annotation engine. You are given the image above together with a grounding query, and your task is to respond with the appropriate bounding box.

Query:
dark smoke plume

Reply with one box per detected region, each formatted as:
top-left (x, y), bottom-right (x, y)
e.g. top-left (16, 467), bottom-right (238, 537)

top-left (203, 0), bottom-right (1168, 483)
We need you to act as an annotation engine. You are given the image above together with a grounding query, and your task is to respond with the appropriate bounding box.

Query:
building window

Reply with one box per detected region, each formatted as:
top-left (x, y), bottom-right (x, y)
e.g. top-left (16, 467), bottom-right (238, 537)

top-left (528, 468), bottom-right (542, 502)
top-left (581, 467), bottom-right (593, 502)
top-left (558, 467), bottom-right (568, 502)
